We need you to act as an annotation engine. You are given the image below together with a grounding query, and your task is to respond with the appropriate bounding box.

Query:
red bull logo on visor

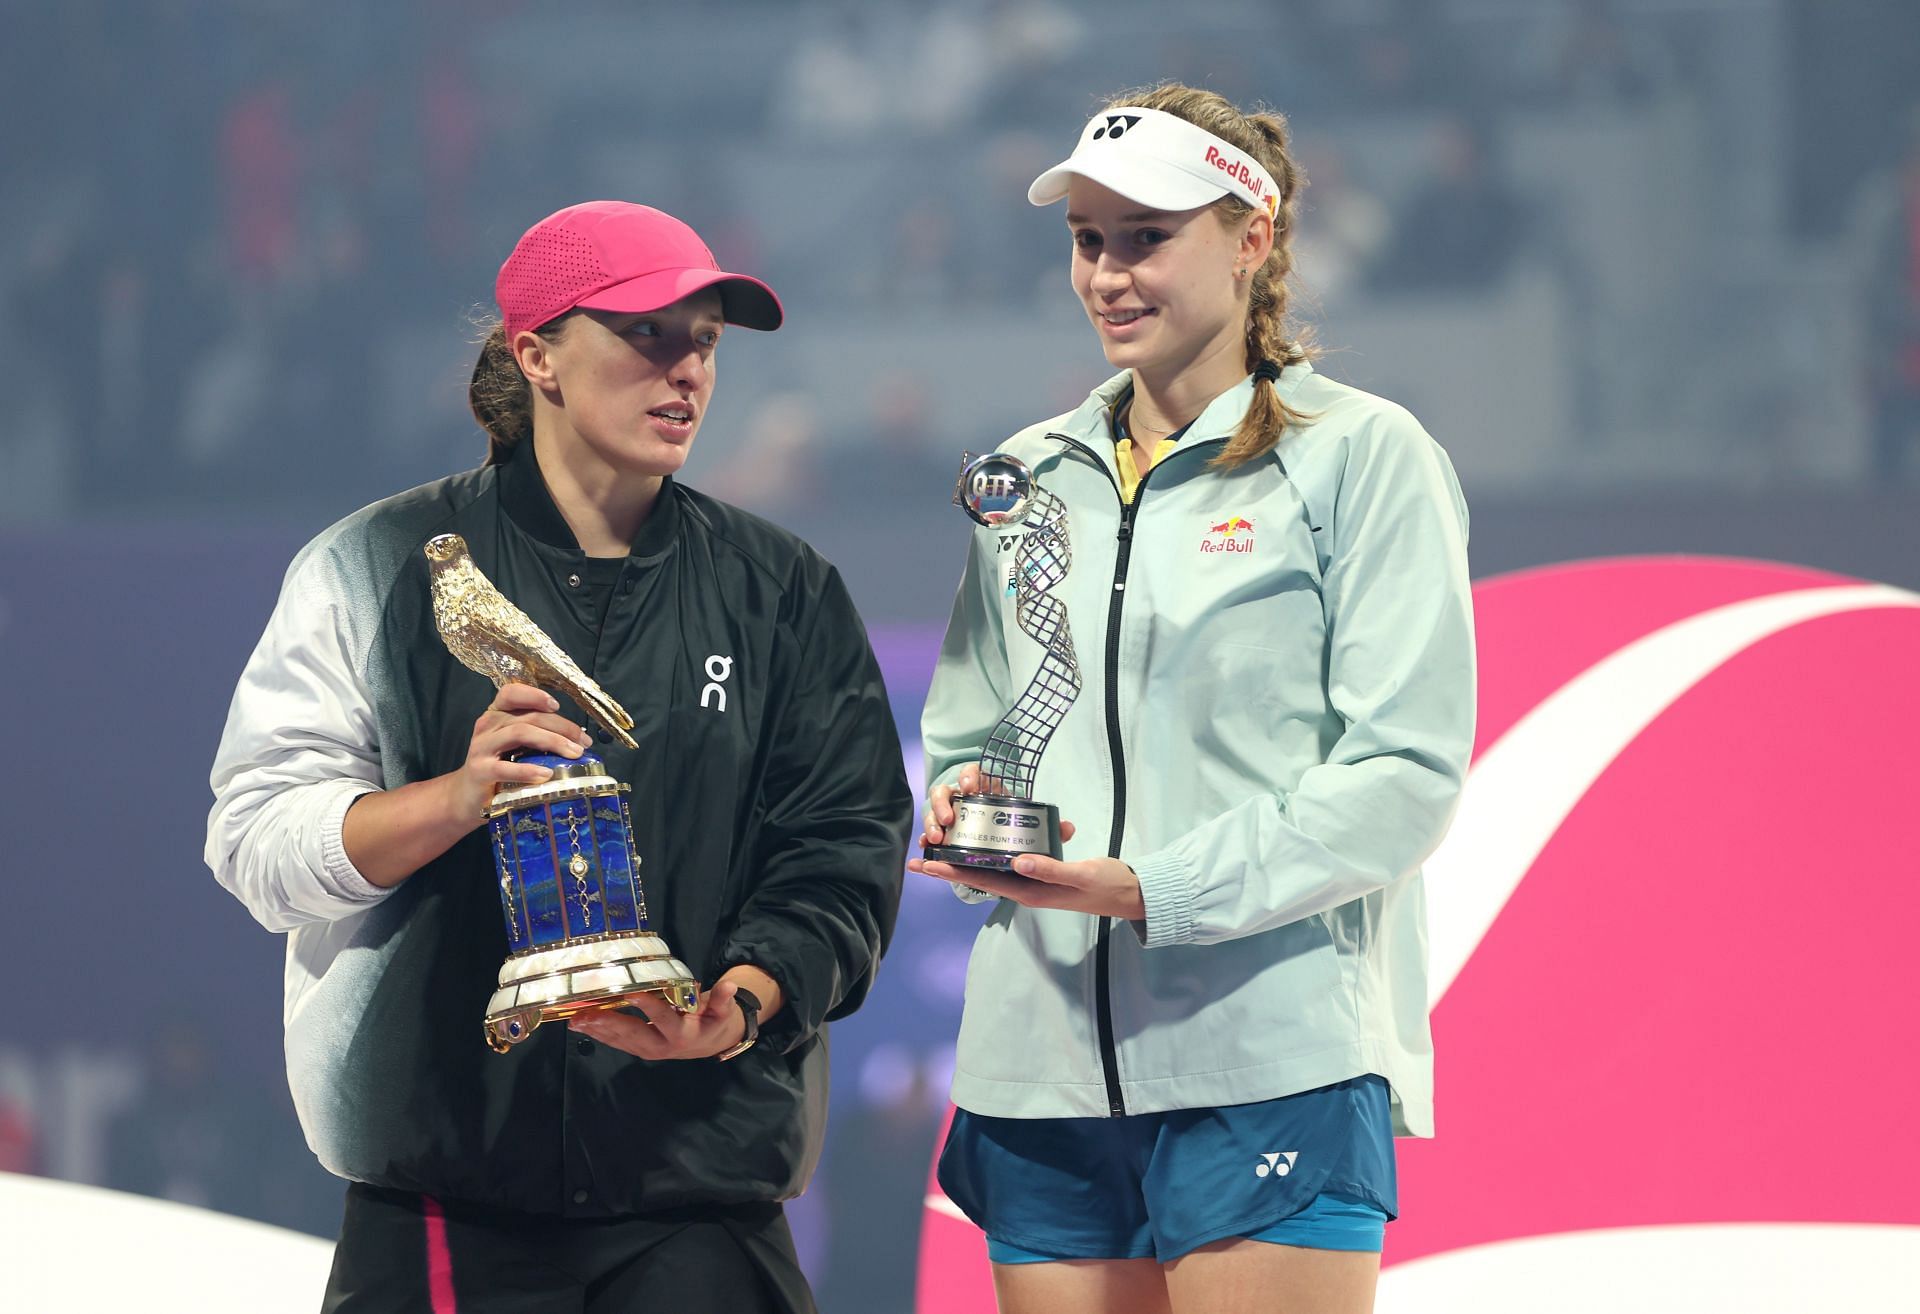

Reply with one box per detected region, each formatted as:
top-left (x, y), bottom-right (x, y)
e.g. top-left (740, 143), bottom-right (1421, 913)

top-left (1203, 145), bottom-right (1271, 207)
top-left (1200, 516), bottom-right (1256, 554)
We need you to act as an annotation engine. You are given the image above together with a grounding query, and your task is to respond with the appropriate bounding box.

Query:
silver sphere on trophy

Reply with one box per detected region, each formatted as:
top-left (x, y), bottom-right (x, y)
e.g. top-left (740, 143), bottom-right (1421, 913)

top-left (924, 452), bottom-right (1083, 871)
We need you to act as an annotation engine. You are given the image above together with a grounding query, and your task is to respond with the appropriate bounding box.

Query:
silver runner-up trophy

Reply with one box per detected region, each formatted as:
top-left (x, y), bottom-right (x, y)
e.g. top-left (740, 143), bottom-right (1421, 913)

top-left (924, 452), bottom-right (1083, 871)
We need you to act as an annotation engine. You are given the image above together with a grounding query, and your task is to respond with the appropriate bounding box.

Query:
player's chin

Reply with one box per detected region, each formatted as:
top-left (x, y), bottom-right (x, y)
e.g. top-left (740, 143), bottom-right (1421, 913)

top-left (1092, 337), bottom-right (1148, 371)
top-left (616, 438), bottom-right (695, 479)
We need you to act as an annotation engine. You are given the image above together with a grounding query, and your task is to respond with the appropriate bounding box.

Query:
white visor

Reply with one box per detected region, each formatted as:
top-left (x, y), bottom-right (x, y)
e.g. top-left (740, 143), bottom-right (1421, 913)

top-left (1028, 106), bottom-right (1282, 220)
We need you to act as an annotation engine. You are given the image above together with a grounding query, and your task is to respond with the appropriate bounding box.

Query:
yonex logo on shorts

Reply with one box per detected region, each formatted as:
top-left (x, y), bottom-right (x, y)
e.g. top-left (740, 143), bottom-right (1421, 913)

top-left (1254, 1151), bottom-right (1300, 1178)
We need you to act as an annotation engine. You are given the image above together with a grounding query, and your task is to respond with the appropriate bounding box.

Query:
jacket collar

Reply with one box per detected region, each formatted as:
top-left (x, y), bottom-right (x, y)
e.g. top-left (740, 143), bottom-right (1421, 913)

top-left (1050, 361), bottom-right (1318, 458)
top-left (496, 437), bottom-right (681, 561)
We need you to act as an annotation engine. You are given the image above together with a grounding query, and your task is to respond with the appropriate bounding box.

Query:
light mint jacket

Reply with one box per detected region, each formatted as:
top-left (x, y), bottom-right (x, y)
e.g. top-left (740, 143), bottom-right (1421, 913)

top-left (921, 362), bottom-right (1474, 1136)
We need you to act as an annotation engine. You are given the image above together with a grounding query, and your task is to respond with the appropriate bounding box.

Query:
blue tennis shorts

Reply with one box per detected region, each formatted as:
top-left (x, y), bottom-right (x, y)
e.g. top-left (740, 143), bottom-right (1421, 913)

top-left (937, 1075), bottom-right (1397, 1263)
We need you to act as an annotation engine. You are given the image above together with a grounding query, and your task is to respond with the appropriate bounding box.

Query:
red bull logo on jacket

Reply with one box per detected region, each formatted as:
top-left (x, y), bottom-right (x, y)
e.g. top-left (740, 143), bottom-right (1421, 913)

top-left (1200, 516), bottom-right (1256, 554)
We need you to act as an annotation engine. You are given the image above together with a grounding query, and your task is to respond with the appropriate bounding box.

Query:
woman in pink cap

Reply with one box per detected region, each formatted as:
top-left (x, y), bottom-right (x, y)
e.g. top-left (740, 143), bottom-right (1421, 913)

top-left (915, 85), bottom-right (1476, 1312)
top-left (208, 201), bottom-right (910, 1312)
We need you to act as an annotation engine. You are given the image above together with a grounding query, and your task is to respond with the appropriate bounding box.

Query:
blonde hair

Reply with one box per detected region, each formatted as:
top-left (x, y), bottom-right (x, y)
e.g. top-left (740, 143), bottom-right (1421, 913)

top-left (1103, 83), bottom-right (1315, 468)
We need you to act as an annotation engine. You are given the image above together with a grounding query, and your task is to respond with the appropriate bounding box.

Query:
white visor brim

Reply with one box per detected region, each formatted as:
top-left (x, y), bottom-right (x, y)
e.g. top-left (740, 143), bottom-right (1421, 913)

top-left (1027, 156), bottom-right (1228, 212)
top-left (1027, 106), bottom-right (1281, 220)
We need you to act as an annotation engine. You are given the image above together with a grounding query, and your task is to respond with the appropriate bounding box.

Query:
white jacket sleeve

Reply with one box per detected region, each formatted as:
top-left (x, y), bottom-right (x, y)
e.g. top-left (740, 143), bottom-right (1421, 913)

top-left (206, 545), bottom-right (392, 932)
top-left (920, 526), bottom-right (1014, 904)
top-left (1129, 415), bottom-right (1476, 946)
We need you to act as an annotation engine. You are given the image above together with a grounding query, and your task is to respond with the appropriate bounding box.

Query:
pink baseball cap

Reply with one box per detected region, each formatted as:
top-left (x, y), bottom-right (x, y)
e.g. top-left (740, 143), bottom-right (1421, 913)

top-left (495, 200), bottom-right (783, 342)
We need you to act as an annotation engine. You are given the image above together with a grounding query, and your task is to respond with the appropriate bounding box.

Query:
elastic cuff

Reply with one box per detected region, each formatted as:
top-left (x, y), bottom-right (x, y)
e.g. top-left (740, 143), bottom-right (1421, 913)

top-left (717, 946), bottom-right (806, 1054)
top-left (319, 783), bottom-right (388, 904)
top-left (1128, 849), bottom-right (1195, 948)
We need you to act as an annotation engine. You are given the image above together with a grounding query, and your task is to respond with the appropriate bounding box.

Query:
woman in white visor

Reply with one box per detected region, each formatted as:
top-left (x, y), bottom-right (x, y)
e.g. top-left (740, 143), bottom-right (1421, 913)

top-left (914, 84), bottom-right (1476, 1313)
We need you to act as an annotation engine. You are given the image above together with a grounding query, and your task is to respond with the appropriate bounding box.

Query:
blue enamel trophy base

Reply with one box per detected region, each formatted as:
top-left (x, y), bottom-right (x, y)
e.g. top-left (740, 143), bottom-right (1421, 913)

top-left (924, 793), bottom-right (1063, 870)
top-left (482, 750), bottom-right (698, 1051)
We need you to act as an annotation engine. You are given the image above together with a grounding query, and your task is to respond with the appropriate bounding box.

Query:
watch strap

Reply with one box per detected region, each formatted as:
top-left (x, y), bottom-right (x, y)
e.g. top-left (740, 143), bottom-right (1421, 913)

top-left (717, 986), bottom-right (762, 1062)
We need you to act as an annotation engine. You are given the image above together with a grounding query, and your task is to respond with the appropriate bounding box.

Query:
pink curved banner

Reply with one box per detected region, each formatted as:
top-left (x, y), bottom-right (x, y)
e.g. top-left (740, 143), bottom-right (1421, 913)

top-left (915, 557), bottom-right (1920, 1310)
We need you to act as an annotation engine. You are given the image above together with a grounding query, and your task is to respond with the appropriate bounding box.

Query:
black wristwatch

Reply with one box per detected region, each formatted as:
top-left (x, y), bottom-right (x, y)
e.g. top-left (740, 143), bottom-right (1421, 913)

top-left (717, 987), bottom-right (761, 1062)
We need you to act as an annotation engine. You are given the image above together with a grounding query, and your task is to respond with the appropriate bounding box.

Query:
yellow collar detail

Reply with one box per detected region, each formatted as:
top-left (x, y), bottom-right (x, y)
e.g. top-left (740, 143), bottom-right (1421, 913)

top-left (1116, 434), bottom-right (1180, 505)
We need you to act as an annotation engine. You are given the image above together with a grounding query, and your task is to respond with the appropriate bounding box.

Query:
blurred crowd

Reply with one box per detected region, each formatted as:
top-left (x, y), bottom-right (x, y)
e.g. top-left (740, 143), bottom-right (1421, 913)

top-left (8, 0), bottom-right (1919, 539)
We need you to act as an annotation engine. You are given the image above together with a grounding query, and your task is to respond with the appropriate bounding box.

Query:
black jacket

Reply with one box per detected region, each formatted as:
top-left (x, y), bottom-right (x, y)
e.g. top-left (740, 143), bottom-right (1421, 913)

top-left (207, 440), bottom-right (912, 1216)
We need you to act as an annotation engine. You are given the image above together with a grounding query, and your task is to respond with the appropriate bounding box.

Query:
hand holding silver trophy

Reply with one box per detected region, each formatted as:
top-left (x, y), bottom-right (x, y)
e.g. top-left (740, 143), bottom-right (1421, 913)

top-left (924, 453), bottom-right (1083, 871)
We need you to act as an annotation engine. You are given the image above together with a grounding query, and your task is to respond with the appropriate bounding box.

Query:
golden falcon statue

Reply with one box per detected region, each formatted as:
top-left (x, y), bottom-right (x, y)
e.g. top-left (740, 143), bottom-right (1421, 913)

top-left (424, 533), bottom-right (638, 749)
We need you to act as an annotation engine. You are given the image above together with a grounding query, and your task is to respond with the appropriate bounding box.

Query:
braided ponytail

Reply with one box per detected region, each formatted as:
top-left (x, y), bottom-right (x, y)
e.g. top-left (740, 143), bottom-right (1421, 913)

top-left (1103, 84), bottom-right (1316, 468)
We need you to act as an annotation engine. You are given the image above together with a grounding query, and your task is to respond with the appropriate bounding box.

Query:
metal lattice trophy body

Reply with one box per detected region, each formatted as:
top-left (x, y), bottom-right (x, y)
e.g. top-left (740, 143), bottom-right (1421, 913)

top-left (422, 533), bottom-right (699, 1052)
top-left (924, 453), bottom-right (1082, 871)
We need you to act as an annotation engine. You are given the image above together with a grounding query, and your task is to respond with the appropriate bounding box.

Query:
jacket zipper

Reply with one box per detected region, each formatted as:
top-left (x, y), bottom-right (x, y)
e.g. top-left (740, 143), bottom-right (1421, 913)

top-left (1047, 432), bottom-right (1225, 1117)
top-left (1095, 492), bottom-right (1138, 1117)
